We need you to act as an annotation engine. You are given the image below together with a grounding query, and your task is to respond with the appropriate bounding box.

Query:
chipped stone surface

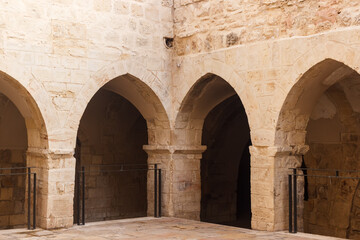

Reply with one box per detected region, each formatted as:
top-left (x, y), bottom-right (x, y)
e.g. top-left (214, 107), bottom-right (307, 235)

top-left (173, 0), bottom-right (360, 55)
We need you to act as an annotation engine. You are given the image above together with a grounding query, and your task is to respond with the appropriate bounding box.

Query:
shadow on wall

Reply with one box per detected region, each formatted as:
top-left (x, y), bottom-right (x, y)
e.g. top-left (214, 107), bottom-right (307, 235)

top-left (0, 93), bottom-right (27, 229)
top-left (304, 79), bottom-right (360, 239)
top-left (74, 89), bottom-right (148, 223)
top-left (201, 95), bottom-right (251, 229)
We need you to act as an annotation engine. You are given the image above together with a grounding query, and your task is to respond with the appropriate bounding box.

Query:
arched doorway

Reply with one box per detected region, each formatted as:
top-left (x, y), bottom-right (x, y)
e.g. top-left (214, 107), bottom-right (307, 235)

top-left (0, 71), bottom-right (48, 229)
top-left (276, 59), bottom-right (360, 238)
top-left (73, 74), bottom-right (169, 223)
top-left (0, 93), bottom-right (27, 229)
top-left (201, 95), bottom-right (251, 228)
top-left (174, 74), bottom-right (251, 228)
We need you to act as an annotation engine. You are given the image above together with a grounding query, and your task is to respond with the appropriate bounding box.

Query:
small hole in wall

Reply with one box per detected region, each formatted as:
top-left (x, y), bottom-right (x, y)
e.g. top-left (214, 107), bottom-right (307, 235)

top-left (164, 37), bottom-right (174, 48)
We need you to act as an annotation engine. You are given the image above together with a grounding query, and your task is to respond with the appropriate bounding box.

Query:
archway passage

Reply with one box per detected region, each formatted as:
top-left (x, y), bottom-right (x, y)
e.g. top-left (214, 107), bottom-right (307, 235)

top-left (174, 73), bottom-right (252, 226)
top-left (74, 88), bottom-right (148, 223)
top-left (276, 59), bottom-right (360, 238)
top-left (0, 70), bottom-right (48, 229)
top-left (201, 95), bottom-right (251, 228)
top-left (0, 93), bottom-right (27, 229)
top-left (304, 76), bottom-right (360, 238)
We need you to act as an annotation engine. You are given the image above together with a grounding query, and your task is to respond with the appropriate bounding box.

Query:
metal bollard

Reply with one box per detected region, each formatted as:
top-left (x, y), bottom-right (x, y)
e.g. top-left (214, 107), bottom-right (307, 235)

top-left (154, 164), bottom-right (158, 217)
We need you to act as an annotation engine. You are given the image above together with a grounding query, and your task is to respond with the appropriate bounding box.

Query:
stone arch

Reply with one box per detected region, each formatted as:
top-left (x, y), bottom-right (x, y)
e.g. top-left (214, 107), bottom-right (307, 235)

top-left (67, 59), bottom-right (171, 148)
top-left (174, 72), bottom-right (252, 146)
top-left (173, 57), bottom-right (257, 131)
top-left (0, 54), bottom-right (59, 150)
top-left (274, 41), bottom-right (360, 147)
top-left (173, 72), bottom-right (252, 226)
top-left (275, 59), bottom-right (359, 148)
top-left (0, 61), bottom-right (55, 229)
top-left (0, 70), bottom-right (50, 150)
top-left (270, 43), bottom-right (360, 233)
top-left (70, 59), bottom-right (171, 223)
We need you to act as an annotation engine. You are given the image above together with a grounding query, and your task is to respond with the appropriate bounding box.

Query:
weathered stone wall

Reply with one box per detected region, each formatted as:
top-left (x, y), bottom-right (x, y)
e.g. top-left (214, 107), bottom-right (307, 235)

top-left (304, 80), bottom-right (360, 238)
top-left (173, 0), bottom-right (360, 55)
top-left (172, 28), bottom-right (360, 232)
top-left (0, 0), bottom-right (172, 228)
top-left (3, 0), bottom-right (360, 233)
top-left (76, 89), bottom-right (148, 222)
top-left (0, 94), bottom-right (27, 229)
top-left (201, 95), bottom-right (251, 228)
top-left (0, 0), bottom-right (173, 151)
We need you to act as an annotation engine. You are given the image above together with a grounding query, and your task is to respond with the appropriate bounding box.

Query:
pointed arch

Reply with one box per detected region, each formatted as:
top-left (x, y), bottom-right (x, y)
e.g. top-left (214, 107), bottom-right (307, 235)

top-left (0, 70), bottom-right (50, 150)
top-left (67, 59), bottom-right (171, 148)
top-left (174, 70), bottom-right (253, 146)
top-left (275, 59), bottom-right (358, 147)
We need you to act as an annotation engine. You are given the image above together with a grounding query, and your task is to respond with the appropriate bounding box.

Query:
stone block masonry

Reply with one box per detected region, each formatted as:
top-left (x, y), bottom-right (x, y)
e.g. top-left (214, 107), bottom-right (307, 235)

top-left (173, 0), bottom-right (360, 55)
top-left (1, 1), bottom-right (360, 239)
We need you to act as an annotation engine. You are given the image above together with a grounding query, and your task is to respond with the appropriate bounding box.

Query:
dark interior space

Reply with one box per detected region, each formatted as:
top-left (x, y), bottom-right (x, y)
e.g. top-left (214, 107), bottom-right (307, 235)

top-left (73, 89), bottom-right (148, 223)
top-left (201, 94), bottom-right (251, 229)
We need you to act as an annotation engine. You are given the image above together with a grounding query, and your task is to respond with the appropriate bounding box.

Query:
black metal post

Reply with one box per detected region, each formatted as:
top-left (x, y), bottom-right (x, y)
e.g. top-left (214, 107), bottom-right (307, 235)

top-left (33, 173), bottom-right (36, 229)
top-left (76, 172), bottom-right (80, 225)
top-left (159, 169), bottom-right (162, 218)
top-left (154, 164), bottom-right (158, 218)
top-left (27, 168), bottom-right (31, 230)
top-left (288, 174), bottom-right (292, 233)
top-left (82, 166), bottom-right (85, 225)
top-left (293, 169), bottom-right (297, 233)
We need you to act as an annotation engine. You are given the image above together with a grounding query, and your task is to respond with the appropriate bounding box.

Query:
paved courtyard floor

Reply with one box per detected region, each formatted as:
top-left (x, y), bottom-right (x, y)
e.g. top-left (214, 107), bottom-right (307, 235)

top-left (0, 217), bottom-right (343, 240)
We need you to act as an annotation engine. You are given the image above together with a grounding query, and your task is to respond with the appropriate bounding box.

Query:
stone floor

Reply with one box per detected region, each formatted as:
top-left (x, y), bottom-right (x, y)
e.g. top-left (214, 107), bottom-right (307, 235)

top-left (0, 217), bottom-right (343, 239)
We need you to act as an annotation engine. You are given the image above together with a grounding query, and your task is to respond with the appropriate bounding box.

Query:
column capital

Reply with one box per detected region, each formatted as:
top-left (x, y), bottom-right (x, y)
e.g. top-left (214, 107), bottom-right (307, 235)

top-left (27, 148), bottom-right (74, 159)
top-left (172, 145), bottom-right (207, 154)
top-left (250, 145), bottom-right (309, 157)
top-left (143, 145), bottom-right (207, 155)
top-left (143, 145), bottom-right (172, 154)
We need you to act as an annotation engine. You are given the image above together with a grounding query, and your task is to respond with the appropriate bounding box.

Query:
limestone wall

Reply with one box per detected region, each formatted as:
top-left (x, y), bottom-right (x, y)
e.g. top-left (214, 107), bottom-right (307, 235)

top-left (3, 0), bottom-right (360, 233)
top-left (76, 89), bottom-right (148, 222)
top-left (173, 0), bottom-right (360, 55)
top-left (0, 0), bottom-right (172, 229)
top-left (0, 0), bottom-right (173, 151)
top-left (171, 26), bottom-right (360, 232)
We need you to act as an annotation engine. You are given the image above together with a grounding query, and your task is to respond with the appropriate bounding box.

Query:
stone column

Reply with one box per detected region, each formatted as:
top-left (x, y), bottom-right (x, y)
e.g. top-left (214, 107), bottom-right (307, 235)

top-left (143, 145), bottom-right (206, 220)
top-left (171, 146), bottom-right (206, 220)
top-left (250, 145), bottom-right (308, 231)
top-left (27, 148), bottom-right (75, 229)
top-left (143, 145), bottom-right (173, 217)
top-left (273, 145), bottom-right (309, 232)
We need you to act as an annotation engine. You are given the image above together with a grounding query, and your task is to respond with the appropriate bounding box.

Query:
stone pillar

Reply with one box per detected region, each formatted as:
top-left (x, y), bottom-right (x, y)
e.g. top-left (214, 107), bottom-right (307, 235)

top-left (143, 145), bottom-right (173, 217)
top-left (143, 145), bottom-right (206, 220)
top-left (171, 146), bottom-right (206, 220)
top-left (27, 148), bottom-right (75, 229)
top-left (250, 145), bottom-right (308, 231)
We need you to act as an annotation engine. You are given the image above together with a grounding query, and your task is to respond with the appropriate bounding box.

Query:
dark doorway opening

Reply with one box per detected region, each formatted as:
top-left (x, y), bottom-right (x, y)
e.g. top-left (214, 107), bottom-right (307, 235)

top-left (0, 93), bottom-right (27, 229)
top-left (73, 89), bottom-right (148, 223)
top-left (201, 95), bottom-right (251, 228)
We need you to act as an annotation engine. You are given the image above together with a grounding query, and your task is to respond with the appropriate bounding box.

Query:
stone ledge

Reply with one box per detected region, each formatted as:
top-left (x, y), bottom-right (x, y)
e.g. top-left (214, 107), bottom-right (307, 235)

top-left (27, 148), bottom-right (75, 158)
top-left (250, 145), bottom-right (309, 157)
top-left (143, 145), bottom-right (207, 154)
